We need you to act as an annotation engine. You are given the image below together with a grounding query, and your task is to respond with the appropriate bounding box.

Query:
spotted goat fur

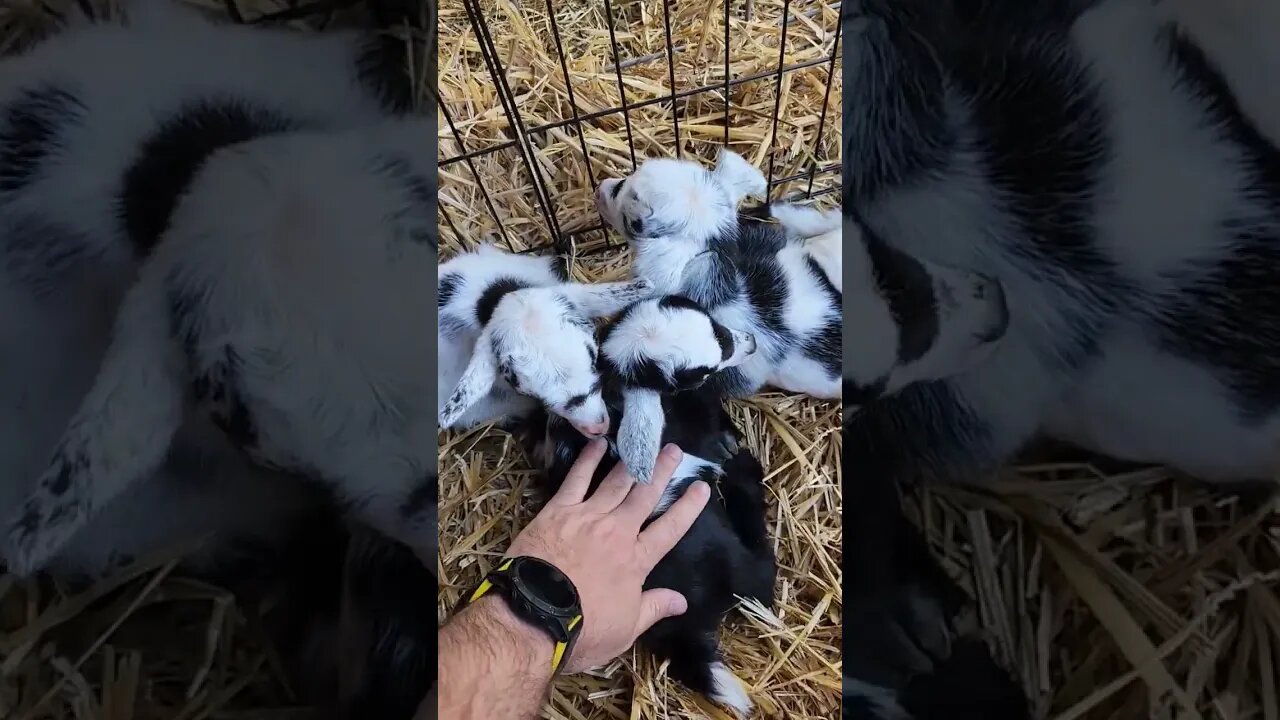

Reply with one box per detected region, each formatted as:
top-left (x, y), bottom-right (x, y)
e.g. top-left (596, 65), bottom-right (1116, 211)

top-left (842, 0), bottom-right (1280, 715)
top-left (0, 3), bottom-right (436, 717)
top-left (594, 149), bottom-right (845, 400)
top-left (437, 243), bottom-right (654, 438)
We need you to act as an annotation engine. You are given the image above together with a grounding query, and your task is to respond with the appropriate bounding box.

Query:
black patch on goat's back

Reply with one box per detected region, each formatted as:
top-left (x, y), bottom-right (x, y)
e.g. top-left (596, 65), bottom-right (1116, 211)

top-left (1152, 30), bottom-right (1280, 421)
top-left (121, 99), bottom-right (299, 256)
top-left (861, 226), bottom-right (938, 365)
top-left (1, 213), bottom-right (95, 297)
top-left (0, 84), bottom-right (87, 194)
top-left (438, 272), bottom-right (462, 307)
top-left (734, 222), bottom-right (793, 347)
top-left (803, 255), bottom-right (843, 376)
top-left (950, 31), bottom-right (1121, 369)
top-left (475, 277), bottom-right (531, 325)
top-left (1162, 28), bottom-right (1280, 209)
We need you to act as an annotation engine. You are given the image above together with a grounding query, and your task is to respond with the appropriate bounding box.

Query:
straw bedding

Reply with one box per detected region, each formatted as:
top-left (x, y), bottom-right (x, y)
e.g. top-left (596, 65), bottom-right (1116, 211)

top-left (437, 1), bottom-right (843, 717)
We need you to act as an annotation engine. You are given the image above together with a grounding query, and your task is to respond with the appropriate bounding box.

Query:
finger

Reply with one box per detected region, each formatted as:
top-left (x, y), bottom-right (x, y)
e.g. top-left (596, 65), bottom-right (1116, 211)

top-left (637, 479), bottom-right (710, 569)
top-left (581, 448), bottom-right (641, 512)
top-left (633, 588), bottom-right (688, 636)
top-left (616, 444), bottom-right (685, 527)
top-left (549, 439), bottom-right (608, 507)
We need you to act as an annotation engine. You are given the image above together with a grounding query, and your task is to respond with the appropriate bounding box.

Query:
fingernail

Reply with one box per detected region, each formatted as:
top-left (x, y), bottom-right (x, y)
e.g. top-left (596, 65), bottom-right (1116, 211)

top-left (670, 594), bottom-right (688, 615)
top-left (662, 443), bottom-right (683, 461)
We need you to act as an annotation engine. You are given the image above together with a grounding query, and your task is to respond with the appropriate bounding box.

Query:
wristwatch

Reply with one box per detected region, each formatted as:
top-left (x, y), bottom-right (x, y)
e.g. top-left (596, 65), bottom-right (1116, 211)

top-left (459, 556), bottom-right (583, 675)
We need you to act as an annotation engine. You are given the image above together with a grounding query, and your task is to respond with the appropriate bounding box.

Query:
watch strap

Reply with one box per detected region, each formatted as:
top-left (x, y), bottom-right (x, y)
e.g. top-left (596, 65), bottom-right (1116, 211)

top-left (460, 557), bottom-right (582, 675)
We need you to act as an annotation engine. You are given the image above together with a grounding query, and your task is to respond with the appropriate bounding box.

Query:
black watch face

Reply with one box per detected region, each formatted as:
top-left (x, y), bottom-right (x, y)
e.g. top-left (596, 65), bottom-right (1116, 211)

top-left (513, 559), bottom-right (577, 616)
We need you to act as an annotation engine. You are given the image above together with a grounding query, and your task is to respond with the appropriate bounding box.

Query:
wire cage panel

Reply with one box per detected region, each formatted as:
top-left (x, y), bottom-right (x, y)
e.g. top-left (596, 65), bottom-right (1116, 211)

top-left (437, 0), bottom-right (842, 257)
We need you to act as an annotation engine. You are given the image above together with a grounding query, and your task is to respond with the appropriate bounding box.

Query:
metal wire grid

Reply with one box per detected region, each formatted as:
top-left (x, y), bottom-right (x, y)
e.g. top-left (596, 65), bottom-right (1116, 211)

top-left (437, 0), bottom-right (842, 256)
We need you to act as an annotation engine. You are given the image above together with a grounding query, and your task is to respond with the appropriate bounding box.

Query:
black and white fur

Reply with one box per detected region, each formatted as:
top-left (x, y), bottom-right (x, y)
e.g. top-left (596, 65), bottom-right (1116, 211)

top-left (842, 0), bottom-right (1280, 483)
top-left (526, 383), bottom-right (775, 718)
top-left (594, 149), bottom-right (844, 400)
top-left (4, 115), bottom-right (438, 579)
top-left (0, 3), bottom-right (437, 718)
top-left (842, 0), bottom-right (1280, 714)
top-left (0, 0), bottom-right (426, 578)
top-left (600, 295), bottom-right (758, 482)
top-left (437, 243), bottom-right (654, 438)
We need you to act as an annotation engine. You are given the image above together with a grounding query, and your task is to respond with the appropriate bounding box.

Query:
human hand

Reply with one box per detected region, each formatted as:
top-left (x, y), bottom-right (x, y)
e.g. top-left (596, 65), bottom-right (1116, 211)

top-left (504, 439), bottom-right (710, 674)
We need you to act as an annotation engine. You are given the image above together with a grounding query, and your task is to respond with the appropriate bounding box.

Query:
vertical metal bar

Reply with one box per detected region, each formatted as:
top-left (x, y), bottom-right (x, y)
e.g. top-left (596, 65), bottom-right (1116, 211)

top-left (765, 0), bottom-right (791, 199)
top-left (544, 0), bottom-right (599, 190)
top-left (603, 0), bottom-right (638, 170)
top-left (436, 89), bottom-right (517, 251)
top-left (805, 14), bottom-right (842, 199)
top-left (723, 0), bottom-right (731, 146)
top-left (661, 0), bottom-right (681, 159)
top-left (463, 0), bottom-right (565, 249)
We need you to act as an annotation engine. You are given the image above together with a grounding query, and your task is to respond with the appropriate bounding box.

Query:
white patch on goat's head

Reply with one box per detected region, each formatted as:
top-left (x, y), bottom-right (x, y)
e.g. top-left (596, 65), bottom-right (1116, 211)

top-left (843, 215), bottom-right (1010, 414)
top-left (601, 296), bottom-right (756, 393)
top-left (487, 287), bottom-right (610, 438)
top-left (595, 150), bottom-right (766, 248)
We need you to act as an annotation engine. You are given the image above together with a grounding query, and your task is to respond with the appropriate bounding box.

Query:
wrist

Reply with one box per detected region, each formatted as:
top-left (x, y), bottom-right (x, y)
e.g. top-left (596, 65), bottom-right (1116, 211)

top-left (470, 595), bottom-right (557, 679)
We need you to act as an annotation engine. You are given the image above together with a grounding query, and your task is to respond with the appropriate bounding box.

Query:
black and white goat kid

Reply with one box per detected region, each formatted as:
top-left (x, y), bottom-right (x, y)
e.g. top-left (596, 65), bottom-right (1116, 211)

top-left (841, 0), bottom-right (1280, 715)
top-left (594, 149), bottom-right (843, 400)
top-left (525, 296), bottom-right (776, 717)
top-left (841, 0), bottom-right (1280, 486)
top-left (600, 295), bottom-right (757, 482)
top-left (437, 243), bottom-right (653, 437)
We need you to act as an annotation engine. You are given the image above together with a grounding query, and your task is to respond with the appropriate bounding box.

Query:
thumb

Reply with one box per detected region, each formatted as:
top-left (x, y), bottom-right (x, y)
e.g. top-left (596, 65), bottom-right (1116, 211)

top-left (635, 588), bottom-right (688, 635)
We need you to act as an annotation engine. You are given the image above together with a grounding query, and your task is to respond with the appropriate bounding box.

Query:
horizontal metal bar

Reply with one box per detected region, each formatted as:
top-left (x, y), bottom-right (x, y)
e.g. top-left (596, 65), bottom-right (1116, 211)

top-left (439, 51), bottom-right (840, 168)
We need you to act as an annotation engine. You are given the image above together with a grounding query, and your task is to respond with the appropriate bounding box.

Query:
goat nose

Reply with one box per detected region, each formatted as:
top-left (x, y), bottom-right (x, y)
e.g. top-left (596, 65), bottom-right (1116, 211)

top-left (577, 418), bottom-right (610, 438)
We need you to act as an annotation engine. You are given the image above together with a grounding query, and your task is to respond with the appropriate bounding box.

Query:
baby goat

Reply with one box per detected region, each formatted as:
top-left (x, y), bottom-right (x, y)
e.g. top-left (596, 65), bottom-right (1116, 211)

top-left (525, 323), bottom-right (775, 715)
top-left (437, 244), bottom-right (653, 437)
top-left (3, 117), bottom-right (439, 578)
top-left (0, 0), bottom-right (424, 578)
top-left (594, 150), bottom-right (843, 400)
top-left (842, 0), bottom-right (1280, 485)
top-left (600, 295), bottom-right (758, 482)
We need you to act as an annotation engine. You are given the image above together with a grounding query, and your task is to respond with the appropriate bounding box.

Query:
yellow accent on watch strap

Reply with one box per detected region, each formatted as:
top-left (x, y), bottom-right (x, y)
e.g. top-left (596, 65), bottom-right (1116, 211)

top-left (551, 641), bottom-right (568, 673)
top-left (468, 578), bottom-right (493, 603)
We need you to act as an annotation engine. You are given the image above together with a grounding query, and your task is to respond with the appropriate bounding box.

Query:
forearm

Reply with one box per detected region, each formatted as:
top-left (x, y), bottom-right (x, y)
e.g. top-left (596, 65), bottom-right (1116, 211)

top-left (437, 596), bottom-right (556, 720)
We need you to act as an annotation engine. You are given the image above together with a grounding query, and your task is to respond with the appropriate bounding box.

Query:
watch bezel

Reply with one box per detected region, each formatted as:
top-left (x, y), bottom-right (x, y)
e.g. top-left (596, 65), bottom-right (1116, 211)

top-left (510, 556), bottom-right (579, 618)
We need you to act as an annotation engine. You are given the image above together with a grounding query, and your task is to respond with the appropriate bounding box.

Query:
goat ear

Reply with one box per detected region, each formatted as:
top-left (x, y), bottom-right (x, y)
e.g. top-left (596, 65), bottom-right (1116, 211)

top-left (5, 267), bottom-right (187, 576)
top-left (439, 330), bottom-right (498, 429)
top-left (560, 279), bottom-right (655, 319)
top-left (712, 148), bottom-right (767, 207)
top-left (617, 389), bottom-right (665, 484)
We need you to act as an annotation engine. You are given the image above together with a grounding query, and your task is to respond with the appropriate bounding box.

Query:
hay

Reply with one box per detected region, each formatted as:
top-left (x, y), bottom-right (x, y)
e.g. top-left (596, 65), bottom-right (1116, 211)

top-left (912, 457), bottom-right (1280, 719)
top-left (436, 0), bottom-right (842, 717)
top-left (436, 0), bottom-right (842, 255)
